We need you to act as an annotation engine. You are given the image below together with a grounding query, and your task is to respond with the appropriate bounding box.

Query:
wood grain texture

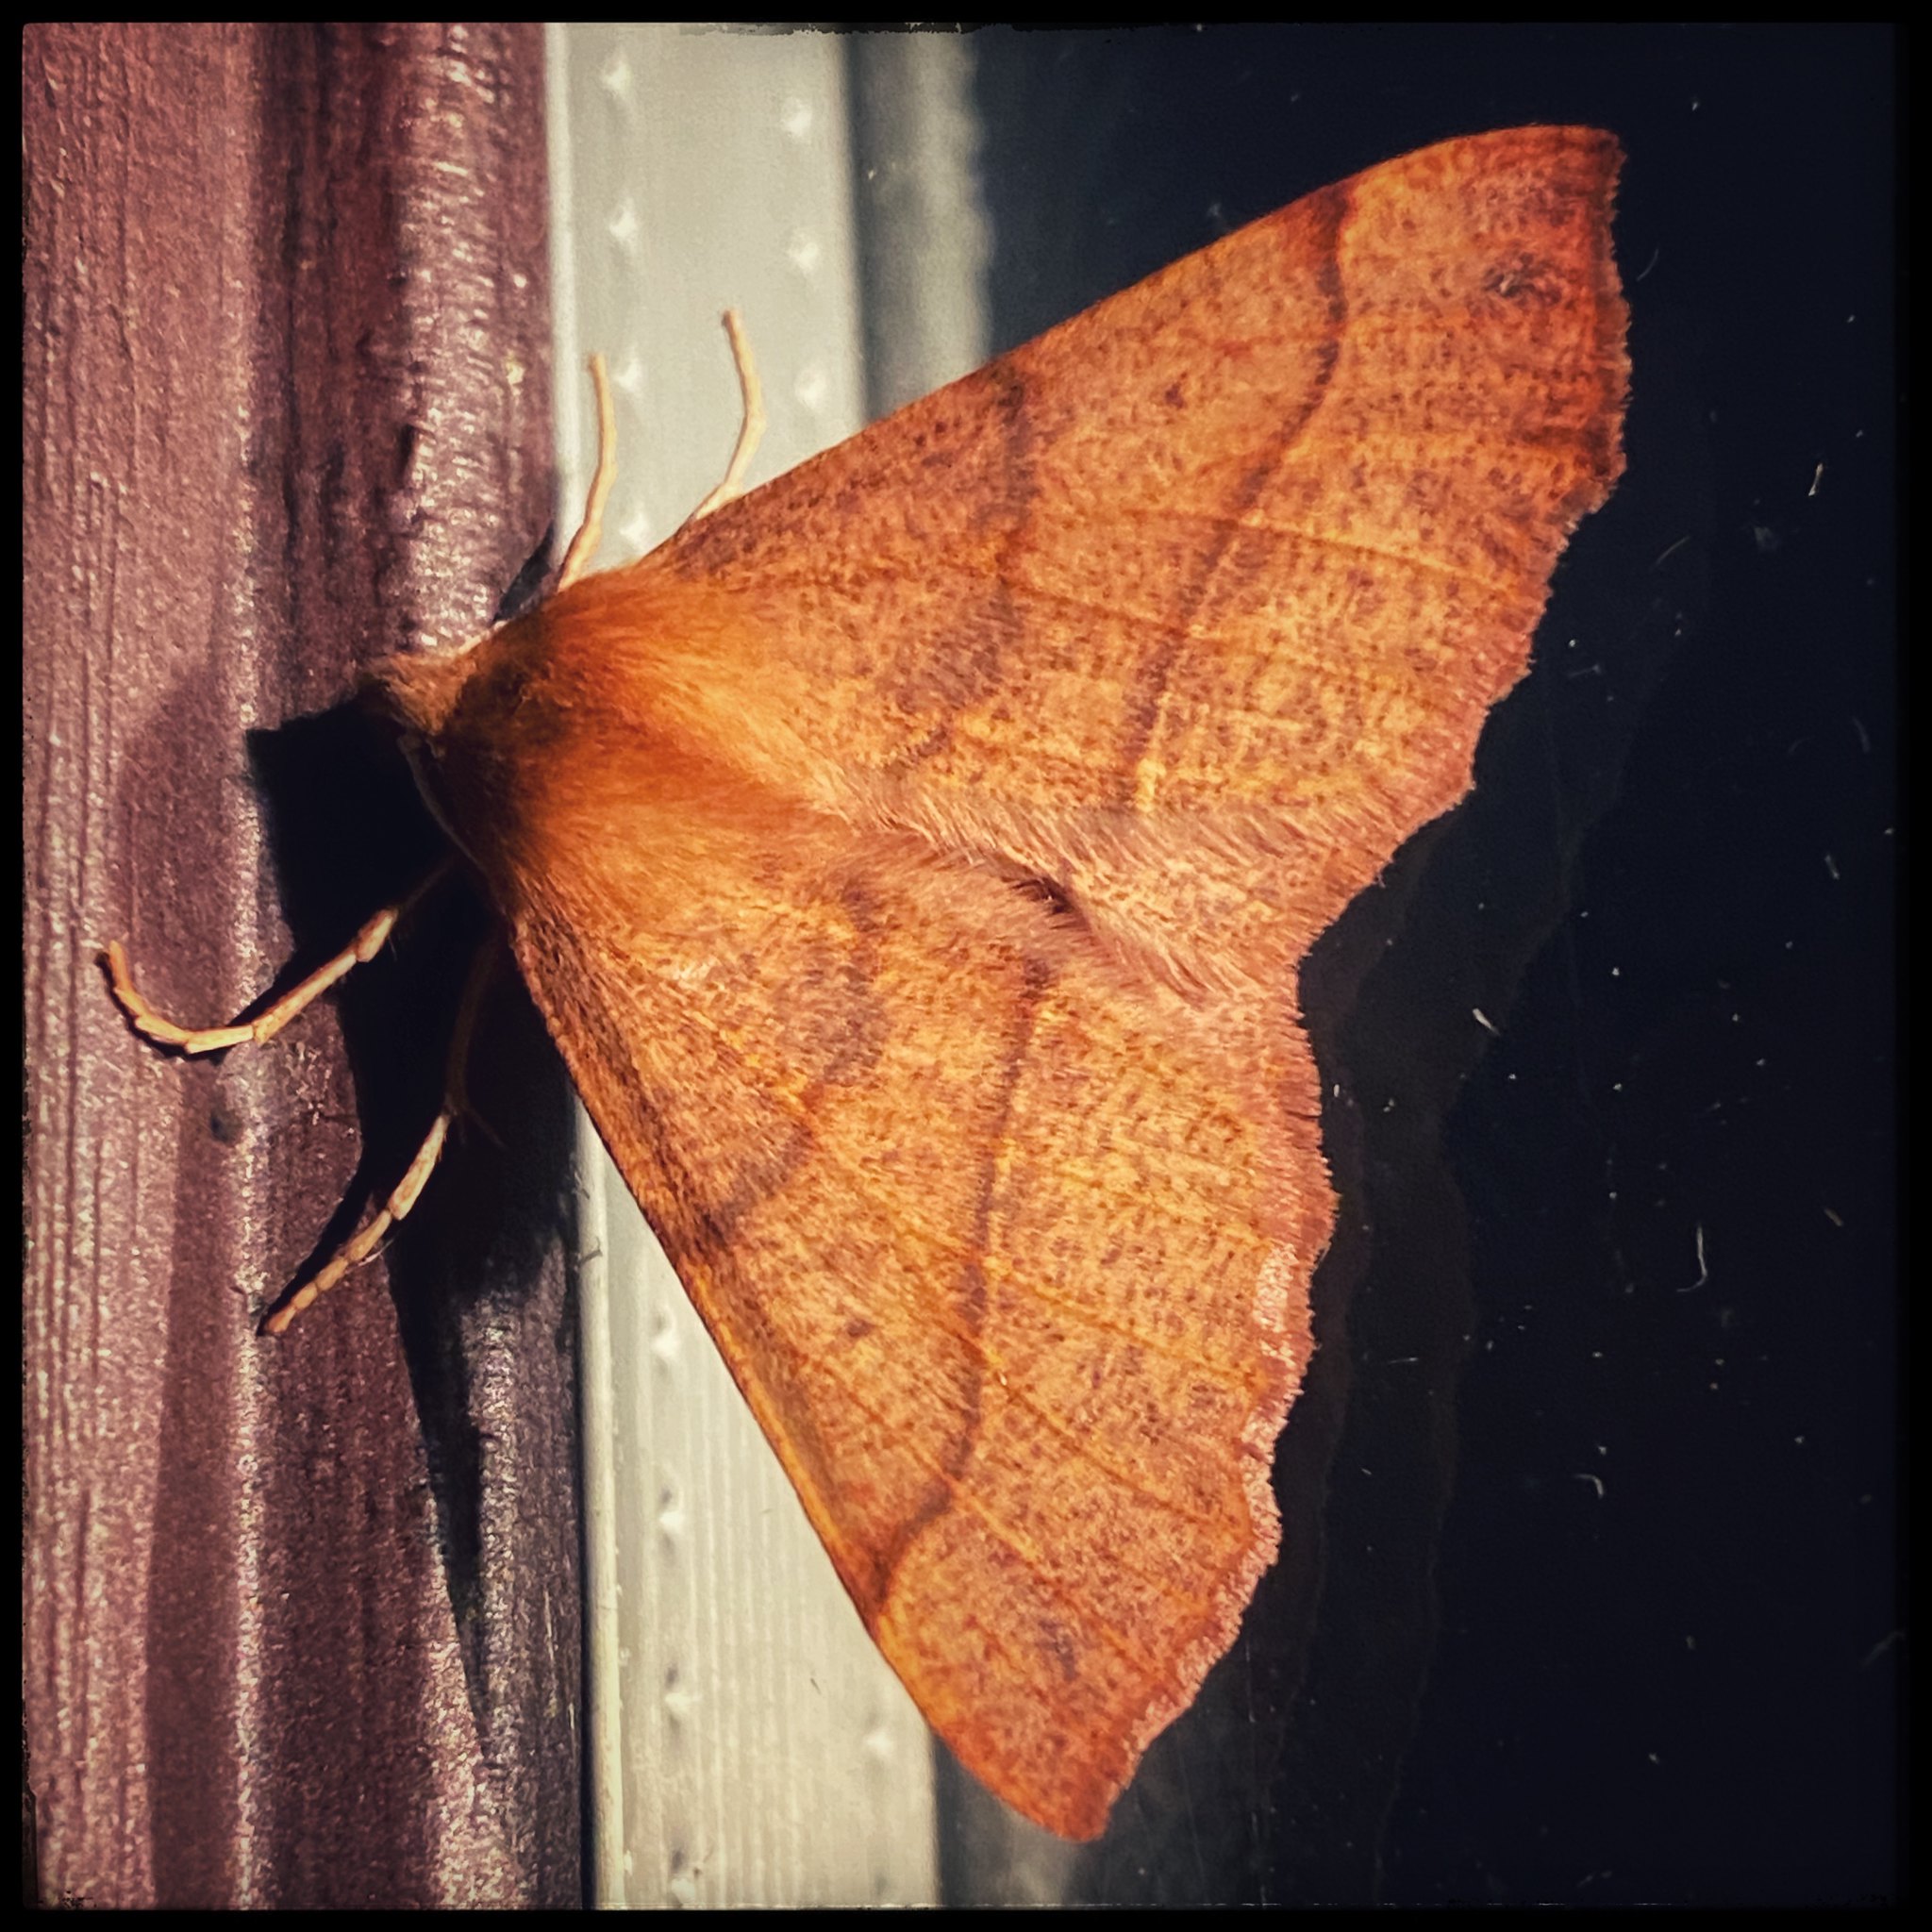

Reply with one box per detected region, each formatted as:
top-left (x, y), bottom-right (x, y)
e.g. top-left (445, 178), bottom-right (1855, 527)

top-left (25, 22), bottom-right (575, 1907)
top-left (377, 125), bottom-right (1626, 1839)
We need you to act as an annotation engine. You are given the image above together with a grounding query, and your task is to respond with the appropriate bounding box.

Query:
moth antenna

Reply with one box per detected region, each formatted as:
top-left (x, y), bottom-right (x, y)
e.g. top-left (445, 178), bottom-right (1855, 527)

top-left (262, 931), bottom-right (498, 1335)
top-left (101, 859), bottom-right (455, 1057)
top-left (556, 351), bottom-right (618, 592)
top-left (682, 308), bottom-right (766, 526)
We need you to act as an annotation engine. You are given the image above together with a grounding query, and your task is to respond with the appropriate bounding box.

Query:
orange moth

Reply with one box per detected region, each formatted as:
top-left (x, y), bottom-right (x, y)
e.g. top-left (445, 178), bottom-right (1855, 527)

top-left (107, 127), bottom-right (1627, 1840)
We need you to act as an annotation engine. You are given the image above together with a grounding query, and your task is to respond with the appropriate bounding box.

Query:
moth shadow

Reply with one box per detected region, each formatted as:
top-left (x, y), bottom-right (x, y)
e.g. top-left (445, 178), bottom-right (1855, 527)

top-left (247, 697), bottom-right (578, 1711)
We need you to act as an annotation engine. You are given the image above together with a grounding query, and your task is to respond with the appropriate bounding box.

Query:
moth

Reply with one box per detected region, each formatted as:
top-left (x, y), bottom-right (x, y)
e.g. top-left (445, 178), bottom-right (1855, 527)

top-left (108, 125), bottom-right (1627, 1839)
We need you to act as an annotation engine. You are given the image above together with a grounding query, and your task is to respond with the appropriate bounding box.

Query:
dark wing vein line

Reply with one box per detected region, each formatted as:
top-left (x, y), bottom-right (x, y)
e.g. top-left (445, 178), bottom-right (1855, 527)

top-left (821, 1350), bottom-right (1243, 1655)
top-left (633, 972), bottom-right (1270, 1384)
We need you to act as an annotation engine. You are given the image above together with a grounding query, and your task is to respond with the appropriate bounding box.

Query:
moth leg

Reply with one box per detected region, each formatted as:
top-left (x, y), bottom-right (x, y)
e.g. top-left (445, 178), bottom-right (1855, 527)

top-left (261, 933), bottom-right (498, 1336)
top-left (261, 1109), bottom-right (449, 1336)
top-left (102, 858), bottom-right (455, 1057)
top-left (441, 935), bottom-right (505, 1148)
top-left (557, 351), bottom-right (618, 592)
top-left (683, 308), bottom-right (767, 525)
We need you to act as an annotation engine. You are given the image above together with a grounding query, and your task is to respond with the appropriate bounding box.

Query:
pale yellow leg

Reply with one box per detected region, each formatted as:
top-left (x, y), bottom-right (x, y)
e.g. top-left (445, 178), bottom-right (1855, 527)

top-left (104, 861), bottom-right (473, 1333)
top-left (262, 1109), bottom-right (450, 1335)
top-left (103, 859), bottom-right (454, 1056)
top-left (261, 936), bottom-right (502, 1336)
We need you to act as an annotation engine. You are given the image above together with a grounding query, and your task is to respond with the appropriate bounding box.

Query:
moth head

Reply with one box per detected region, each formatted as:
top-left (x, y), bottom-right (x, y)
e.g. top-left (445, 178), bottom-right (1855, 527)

top-left (365, 639), bottom-right (477, 744)
top-left (363, 636), bottom-right (493, 860)
top-left (362, 606), bottom-right (575, 882)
